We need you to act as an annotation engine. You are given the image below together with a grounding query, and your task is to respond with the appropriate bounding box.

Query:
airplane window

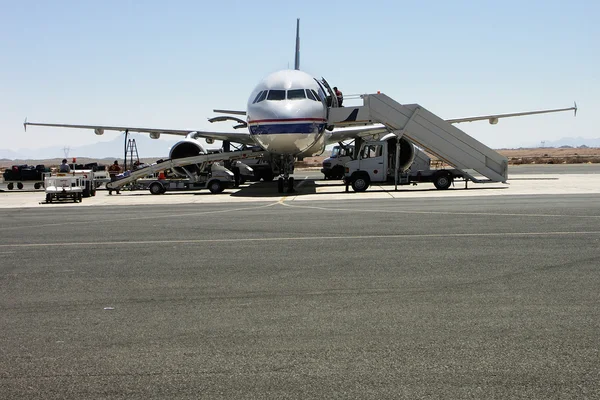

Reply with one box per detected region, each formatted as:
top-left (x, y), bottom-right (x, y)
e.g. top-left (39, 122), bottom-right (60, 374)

top-left (305, 89), bottom-right (317, 101)
top-left (256, 90), bottom-right (268, 103)
top-left (311, 89), bottom-right (323, 102)
top-left (267, 90), bottom-right (286, 101)
top-left (252, 91), bottom-right (264, 104)
top-left (287, 89), bottom-right (306, 100)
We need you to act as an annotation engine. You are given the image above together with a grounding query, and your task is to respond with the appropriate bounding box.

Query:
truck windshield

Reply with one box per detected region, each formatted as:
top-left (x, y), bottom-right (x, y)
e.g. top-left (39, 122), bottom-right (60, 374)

top-left (330, 146), bottom-right (353, 158)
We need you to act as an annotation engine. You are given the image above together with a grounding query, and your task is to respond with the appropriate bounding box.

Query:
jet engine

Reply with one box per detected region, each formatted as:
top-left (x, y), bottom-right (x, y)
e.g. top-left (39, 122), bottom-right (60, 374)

top-left (168, 138), bottom-right (208, 176)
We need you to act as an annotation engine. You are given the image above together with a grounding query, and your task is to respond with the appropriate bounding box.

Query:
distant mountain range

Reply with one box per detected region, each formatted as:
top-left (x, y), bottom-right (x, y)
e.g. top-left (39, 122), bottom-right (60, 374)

top-left (1, 135), bottom-right (599, 161)
top-left (1, 134), bottom-right (189, 160)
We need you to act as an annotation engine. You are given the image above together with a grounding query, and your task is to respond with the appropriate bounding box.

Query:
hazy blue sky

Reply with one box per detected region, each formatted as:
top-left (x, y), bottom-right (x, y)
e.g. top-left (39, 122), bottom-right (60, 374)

top-left (1, 0), bottom-right (597, 154)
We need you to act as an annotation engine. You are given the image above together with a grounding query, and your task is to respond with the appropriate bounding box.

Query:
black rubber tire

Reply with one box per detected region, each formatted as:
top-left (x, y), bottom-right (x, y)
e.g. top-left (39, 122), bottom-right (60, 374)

top-left (82, 188), bottom-right (90, 198)
top-left (209, 180), bottom-right (224, 194)
top-left (149, 182), bottom-right (164, 195)
top-left (287, 177), bottom-right (295, 193)
top-left (46, 193), bottom-right (52, 203)
top-left (17, 182), bottom-right (24, 190)
top-left (332, 166), bottom-right (345, 180)
top-left (351, 175), bottom-right (370, 192)
top-left (277, 177), bottom-right (284, 193)
top-left (34, 182), bottom-right (41, 190)
top-left (261, 170), bottom-right (274, 182)
top-left (433, 172), bottom-right (453, 190)
top-left (7, 183), bottom-right (13, 190)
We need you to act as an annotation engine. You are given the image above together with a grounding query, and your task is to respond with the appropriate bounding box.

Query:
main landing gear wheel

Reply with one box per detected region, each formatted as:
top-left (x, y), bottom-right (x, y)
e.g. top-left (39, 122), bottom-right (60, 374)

top-left (277, 177), bottom-right (284, 193)
top-left (287, 177), bottom-right (295, 193)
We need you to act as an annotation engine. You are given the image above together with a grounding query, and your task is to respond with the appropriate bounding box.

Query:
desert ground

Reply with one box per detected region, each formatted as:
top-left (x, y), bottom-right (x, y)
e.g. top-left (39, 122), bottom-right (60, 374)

top-left (1, 147), bottom-right (599, 171)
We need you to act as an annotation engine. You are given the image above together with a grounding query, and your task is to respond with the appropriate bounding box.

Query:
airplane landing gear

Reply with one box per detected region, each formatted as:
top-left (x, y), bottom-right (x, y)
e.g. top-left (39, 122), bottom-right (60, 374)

top-left (277, 176), bottom-right (295, 193)
top-left (276, 155), bottom-right (295, 194)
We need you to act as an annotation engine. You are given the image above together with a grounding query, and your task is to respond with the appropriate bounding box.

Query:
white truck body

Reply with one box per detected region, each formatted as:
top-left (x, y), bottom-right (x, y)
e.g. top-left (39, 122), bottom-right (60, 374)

top-left (344, 139), bottom-right (465, 192)
top-left (44, 175), bottom-right (87, 202)
top-left (321, 145), bottom-right (355, 180)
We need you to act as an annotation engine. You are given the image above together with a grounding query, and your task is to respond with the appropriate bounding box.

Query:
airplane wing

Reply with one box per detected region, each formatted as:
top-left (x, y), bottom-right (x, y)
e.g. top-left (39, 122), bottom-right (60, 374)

top-left (327, 125), bottom-right (390, 144)
top-left (326, 102), bottom-right (578, 143)
top-left (23, 121), bottom-right (256, 145)
top-left (446, 103), bottom-right (577, 124)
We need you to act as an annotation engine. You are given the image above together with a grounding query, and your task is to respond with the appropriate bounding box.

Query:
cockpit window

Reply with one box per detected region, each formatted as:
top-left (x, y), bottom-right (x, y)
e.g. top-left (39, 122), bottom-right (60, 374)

top-left (287, 89), bottom-right (306, 100)
top-left (256, 90), bottom-right (268, 103)
top-left (267, 90), bottom-right (286, 101)
top-left (311, 89), bottom-right (323, 102)
top-left (305, 89), bottom-right (317, 101)
top-left (252, 91), bottom-right (264, 104)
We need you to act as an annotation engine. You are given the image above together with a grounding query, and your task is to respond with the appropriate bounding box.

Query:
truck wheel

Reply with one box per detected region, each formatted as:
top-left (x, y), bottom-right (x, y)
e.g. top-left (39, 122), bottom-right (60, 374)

top-left (351, 175), bottom-right (370, 192)
top-left (17, 182), bottom-right (24, 190)
top-left (82, 188), bottom-right (90, 198)
top-left (34, 183), bottom-right (41, 189)
top-left (332, 166), bottom-right (345, 180)
top-left (149, 182), bottom-right (164, 195)
top-left (46, 193), bottom-right (52, 203)
top-left (7, 183), bottom-right (13, 190)
top-left (433, 172), bottom-right (453, 190)
top-left (261, 170), bottom-right (274, 182)
top-left (209, 180), bottom-right (224, 194)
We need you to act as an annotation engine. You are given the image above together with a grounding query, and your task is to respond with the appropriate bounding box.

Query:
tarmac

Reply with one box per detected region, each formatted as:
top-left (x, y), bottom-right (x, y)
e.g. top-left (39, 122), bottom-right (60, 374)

top-left (1, 166), bottom-right (599, 398)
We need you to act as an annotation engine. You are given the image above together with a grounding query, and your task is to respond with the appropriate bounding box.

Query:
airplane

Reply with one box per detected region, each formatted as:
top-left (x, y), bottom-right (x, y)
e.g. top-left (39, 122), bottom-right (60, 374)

top-left (24, 19), bottom-right (577, 193)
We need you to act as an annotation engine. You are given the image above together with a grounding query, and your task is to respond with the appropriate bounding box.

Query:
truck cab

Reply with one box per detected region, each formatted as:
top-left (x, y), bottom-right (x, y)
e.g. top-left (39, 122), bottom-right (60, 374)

top-left (344, 137), bottom-right (462, 192)
top-left (321, 144), bottom-right (354, 180)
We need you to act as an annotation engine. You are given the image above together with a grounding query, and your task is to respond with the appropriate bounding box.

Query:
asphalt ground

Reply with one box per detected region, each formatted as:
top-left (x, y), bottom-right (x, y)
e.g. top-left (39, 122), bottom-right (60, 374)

top-left (1, 193), bottom-right (599, 399)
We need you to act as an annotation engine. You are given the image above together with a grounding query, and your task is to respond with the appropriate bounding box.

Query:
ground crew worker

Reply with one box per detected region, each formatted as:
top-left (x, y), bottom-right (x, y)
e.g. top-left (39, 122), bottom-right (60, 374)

top-left (333, 87), bottom-right (343, 107)
top-left (108, 160), bottom-right (121, 195)
top-left (59, 159), bottom-right (71, 173)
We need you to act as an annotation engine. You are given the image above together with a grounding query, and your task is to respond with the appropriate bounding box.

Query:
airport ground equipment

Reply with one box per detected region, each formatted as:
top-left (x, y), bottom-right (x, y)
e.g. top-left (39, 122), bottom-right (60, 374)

top-left (44, 175), bottom-right (86, 203)
top-left (330, 93), bottom-right (508, 190)
top-left (321, 144), bottom-right (355, 180)
top-left (2, 165), bottom-right (50, 190)
top-left (132, 164), bottom-right (235, 195)
top-left (344, 139), bottom-right (466, 191)
top-left (105, 149), bottom-right (268, 194)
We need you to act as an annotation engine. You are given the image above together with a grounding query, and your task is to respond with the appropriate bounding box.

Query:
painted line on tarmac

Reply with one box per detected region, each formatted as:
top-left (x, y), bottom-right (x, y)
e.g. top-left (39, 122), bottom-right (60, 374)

top-left (1, 231), bottom-right (600, 248)
top-left (0, 202), bottom-right (281, 231)
top-left (278, 202), bottom-right (600, 219)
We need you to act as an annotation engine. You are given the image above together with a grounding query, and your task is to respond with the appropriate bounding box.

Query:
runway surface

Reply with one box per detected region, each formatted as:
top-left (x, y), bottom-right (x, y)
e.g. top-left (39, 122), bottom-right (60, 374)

top-left (1, 192), bottom-right (599, 398)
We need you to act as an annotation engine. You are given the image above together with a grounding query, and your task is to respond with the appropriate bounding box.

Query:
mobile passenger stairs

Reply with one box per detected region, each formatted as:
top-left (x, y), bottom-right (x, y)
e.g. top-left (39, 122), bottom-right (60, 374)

top-left (328, 93), bottom-right (508, 189)
top-left (105, 149), bottom-right (268, 194)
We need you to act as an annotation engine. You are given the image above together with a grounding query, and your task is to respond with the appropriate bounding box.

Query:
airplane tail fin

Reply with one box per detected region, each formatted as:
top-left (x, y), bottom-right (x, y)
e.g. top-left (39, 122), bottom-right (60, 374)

top-left (294, 18), bottom-right (300, 70)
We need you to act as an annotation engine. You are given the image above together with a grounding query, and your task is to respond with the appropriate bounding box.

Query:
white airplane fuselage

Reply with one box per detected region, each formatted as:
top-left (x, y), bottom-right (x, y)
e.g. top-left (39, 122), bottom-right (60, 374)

top-left (246, 69), bottom-right (330, 157)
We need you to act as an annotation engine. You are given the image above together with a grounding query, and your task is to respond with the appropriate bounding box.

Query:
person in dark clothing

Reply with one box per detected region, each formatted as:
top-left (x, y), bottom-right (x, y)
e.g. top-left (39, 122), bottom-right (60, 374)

top-left (108, 160), bottom-right (121, 195)
top-left (333, 87), bottom-right (343, 107)
top-left (59, 159), bottom-right (71, 173)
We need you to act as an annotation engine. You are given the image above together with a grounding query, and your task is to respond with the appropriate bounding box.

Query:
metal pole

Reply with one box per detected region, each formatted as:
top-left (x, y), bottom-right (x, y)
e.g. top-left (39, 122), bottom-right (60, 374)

top-left (395, 137), bottom-right (400, 191)
top-left (123, 130), bottom-right (129, 171)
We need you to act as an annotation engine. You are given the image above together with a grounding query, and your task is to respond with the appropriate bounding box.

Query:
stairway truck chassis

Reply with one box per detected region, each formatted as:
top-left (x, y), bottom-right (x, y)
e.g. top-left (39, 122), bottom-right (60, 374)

top-left (329, 93), bottom-right (509, 188)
